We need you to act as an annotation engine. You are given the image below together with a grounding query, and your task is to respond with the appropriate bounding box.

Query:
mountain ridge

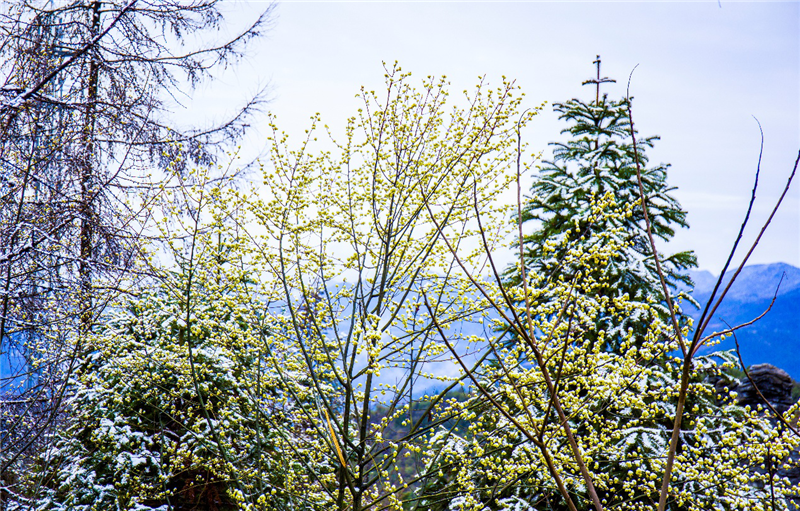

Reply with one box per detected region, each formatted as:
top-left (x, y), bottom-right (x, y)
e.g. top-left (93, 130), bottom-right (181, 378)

top-left (685, 262), bottom-right (800, 380)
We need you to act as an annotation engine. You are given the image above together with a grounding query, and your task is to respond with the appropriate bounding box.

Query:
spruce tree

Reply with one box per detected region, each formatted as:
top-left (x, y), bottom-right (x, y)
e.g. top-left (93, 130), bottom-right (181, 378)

top-left (34, 268), bottom-right (304, 510)
top-left (512, 56), bottom-right (696, 350)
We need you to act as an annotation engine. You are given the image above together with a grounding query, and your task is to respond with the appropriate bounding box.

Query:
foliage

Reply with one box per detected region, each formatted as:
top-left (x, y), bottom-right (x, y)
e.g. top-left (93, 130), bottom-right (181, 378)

top-left (33, 258), bottom-right (300, 509)
top-left (231, 63), bottom-right (539, 511)
top-left (417, 269), bottom-right (800, 509)
top-left (29, 160), bottom-right (338, 509)
top-left (510, 77), bottom-right (697, 350)
top-left (5, 61), bottom-right (799, 511)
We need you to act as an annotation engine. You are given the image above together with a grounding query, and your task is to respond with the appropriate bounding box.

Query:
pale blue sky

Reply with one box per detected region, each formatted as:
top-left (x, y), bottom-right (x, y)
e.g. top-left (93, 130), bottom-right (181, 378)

top-left (200, 0), bottom-right (799, 274)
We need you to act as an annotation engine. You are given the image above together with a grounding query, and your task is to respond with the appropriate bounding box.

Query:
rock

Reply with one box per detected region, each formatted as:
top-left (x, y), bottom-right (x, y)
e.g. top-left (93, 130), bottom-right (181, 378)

top-left (732, 364), bottom-right (800, 505)
top-left (734, 363), bottom-right (797, 414)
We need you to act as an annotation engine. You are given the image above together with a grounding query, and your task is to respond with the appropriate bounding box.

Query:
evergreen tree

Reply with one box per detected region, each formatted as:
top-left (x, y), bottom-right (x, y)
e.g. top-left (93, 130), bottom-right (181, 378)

top-left (511, 56), bottom-right (696, 350)
top-left (32, 267), bottom-right (307, 511)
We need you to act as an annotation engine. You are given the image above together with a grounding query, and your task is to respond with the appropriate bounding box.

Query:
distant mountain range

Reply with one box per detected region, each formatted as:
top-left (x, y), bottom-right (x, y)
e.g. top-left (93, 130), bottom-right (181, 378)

top-left (685, 262), bottom-right (800, 380)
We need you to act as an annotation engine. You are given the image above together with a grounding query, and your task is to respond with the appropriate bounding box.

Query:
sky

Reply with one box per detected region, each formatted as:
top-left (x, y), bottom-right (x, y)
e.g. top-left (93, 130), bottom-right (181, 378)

top-left (194, 0), bottom-right (800, 275)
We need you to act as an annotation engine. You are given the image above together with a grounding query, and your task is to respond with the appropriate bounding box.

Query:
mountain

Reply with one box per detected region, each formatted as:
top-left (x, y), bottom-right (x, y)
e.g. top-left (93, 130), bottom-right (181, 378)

top-left (685, 262), bottom-right (800, 380)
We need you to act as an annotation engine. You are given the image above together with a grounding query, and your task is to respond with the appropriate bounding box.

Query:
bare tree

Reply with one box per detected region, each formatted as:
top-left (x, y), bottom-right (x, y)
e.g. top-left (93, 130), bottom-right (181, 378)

top-left (0, 0), bottom-right (274, 501)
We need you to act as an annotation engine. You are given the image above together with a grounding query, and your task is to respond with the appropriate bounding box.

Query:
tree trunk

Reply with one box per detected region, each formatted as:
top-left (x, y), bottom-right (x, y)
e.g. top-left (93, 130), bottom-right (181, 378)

top-left (79, 0), bottom-right (101, 333)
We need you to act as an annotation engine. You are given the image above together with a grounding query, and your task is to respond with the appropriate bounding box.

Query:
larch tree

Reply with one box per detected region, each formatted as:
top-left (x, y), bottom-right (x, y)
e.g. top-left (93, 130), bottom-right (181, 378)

top-left (0, 0), bottom-right (274, 499)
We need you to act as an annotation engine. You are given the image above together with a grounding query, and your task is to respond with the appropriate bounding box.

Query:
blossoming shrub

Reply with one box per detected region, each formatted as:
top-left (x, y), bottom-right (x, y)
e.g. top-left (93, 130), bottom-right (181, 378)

top-left (416, 201), bottom-right (800, 510)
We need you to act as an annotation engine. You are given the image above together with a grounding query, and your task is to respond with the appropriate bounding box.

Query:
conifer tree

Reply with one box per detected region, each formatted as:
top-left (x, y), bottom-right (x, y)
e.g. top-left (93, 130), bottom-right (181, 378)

top-left (512, 56), bottom-right (696, 349)
top-left (34, 254), bottom-right (308, 510)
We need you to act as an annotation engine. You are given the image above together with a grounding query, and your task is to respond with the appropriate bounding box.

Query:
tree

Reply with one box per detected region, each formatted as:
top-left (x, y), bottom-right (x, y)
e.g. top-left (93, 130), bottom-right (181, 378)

top-left (0, 0), bottom-right (273, 337)
top-left (411, 61), bottom-right (800, 510)
top-left (511, 56), bottom-right (696, 351)
top-left (417, 285), bottom-right (800, 510)
top-left (33, 166), bottom-right (317, 510)
top-left (246, 63), bottom-right (800, 511)
top-left (31, 75), bottom-right (531, 508)
top-left (241, 63), bottom-right (536, 511)
top-left (0, 0), bottom-right (274, 492)
top-left (36, 276), bottom-right (256, 510)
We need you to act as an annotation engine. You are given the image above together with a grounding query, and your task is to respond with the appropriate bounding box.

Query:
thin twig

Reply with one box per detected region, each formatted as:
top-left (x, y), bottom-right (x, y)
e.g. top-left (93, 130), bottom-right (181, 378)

top-left (694, 117), bottom-right (765, 348)
top-left (690, 148), bottom-right (799, 358)
top-left (731, 326), bottom-right (800, 439)
top-left (697, 272), bottom-right (783, 347)
top-left (625, 66), bottom-right (687, 357)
